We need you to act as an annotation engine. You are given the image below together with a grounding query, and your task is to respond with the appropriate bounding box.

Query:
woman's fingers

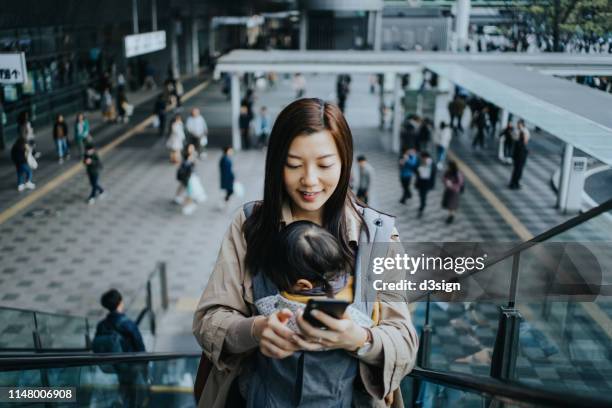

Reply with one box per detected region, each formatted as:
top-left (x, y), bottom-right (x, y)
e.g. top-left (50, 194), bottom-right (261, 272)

top-left (290, 334), bottom-right (324, 351)
top-left (295, 311), bottom-right (338, 343)
top-left (268, 309), bottom-right (298, 341)
top-left (260, 340), bottom-right (293, 359)
top-left (261, 326), bottom-right (299, 352)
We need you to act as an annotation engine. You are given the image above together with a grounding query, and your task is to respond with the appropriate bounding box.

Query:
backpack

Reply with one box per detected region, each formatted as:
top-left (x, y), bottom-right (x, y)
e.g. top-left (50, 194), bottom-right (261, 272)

top-left (92, 316), bottom-right (128, 373)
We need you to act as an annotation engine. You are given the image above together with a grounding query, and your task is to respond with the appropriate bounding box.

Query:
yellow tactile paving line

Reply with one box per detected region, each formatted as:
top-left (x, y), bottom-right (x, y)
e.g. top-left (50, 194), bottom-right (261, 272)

top-left (0, 80), bottom-right (209, 226)
top-left (449, 150), bottom-right (612, 340)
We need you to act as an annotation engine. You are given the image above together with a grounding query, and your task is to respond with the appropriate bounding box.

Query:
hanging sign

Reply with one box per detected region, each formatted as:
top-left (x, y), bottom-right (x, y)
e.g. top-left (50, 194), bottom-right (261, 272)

top-left (124, 31), bottom-right (167, 58)
top-left (0, 52), bottom-right (28, 84)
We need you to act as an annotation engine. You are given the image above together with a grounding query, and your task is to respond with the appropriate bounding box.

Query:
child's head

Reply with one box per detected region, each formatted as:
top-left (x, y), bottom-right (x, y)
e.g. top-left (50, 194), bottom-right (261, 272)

top-left (273, 221), bottom-right (349, 297)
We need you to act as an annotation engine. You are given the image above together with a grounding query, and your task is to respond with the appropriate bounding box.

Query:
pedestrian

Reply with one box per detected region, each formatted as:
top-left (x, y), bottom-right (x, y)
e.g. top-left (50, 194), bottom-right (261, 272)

top-left (219, 146), bottom-right (235, 207)
top-left (434, 121), bottom-right (452, 170)
top-left (239, 104), bottom-right (251, 150)
top-left (253, 106), bottom-right (271, 148)
top-left (116, 90), bottom-right (131, 124)
top-left (499, 122), bottom-right (515, 164)
top-left (154, 94), bottom-right (167, 137)
top-left (355, 155), bottom-right (373, 204)
top-left (400, 115), bottom-right (420, 151)
top-left (53, 114), bottom-right (69, 163)
top-left (416, 117), bottom-right (432, 152)
top-left (448, 95), bottom-right (466, 132)
top-left (442, 160), bottom-right (464, 224)
top-left (471, 106), bottom-right (489, 150)
top-left (18, 111), bottom-right (40, 159)
top-left (83, 143), bottom-right (104, 204)
top-left (336, 74), bottom-right (351, 113)
top-left (175, 143), bottom-right (206, 215)
top-left (101, 87), bottom-right (114, 122)
top-left (509, 119), bottom-right (530, 189)
top-left (292, 73), bottom-right (306, 99)
top-left (74, 113), bottom-right (90, 159)
top-left (166, 114), bottom-right (185, 164)
top-left (399, 148), bottom-right (418, 204)
top-left (185, 108), bottom-right (208, 157)
top-left (92, 289), bottom-right (147, 407)
top-left (415, 151), bottom-right (436, 218)
top-left (11, 137), bottom-right (36, 192)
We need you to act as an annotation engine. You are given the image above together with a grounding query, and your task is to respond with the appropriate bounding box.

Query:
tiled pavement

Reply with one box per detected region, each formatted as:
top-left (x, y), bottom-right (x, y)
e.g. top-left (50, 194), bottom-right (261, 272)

top-left (0, 73), bottom-right (609, 394)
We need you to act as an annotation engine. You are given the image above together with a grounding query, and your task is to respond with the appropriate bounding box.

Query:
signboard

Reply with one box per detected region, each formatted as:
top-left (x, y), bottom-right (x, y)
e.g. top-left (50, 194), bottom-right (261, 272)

top-left (0, 52), bottom-right (28, 84)
top-left (124, 31), bottom-right (166, 58)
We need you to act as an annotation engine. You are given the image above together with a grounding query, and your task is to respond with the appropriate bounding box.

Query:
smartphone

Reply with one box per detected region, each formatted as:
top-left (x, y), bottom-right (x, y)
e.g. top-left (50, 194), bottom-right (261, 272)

top-left (303, 299), bottom-right (350, 329)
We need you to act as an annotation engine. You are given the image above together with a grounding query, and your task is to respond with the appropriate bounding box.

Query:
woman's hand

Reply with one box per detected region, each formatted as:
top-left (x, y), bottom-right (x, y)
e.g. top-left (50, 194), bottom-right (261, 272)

top-left (293, 309), bottom-right (368, 352)
top-left (252, 309), bottom-right (301, 359)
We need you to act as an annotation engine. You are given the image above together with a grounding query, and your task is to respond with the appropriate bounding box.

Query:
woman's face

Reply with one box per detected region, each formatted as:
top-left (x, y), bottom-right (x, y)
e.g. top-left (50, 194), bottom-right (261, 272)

top-left (283, 130), bottom-right (342, 220)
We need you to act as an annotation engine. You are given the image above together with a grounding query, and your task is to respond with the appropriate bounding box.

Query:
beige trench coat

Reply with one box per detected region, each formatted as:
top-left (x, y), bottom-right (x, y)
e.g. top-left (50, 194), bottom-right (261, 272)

top-left (193, 203), bottom-right (419, 407)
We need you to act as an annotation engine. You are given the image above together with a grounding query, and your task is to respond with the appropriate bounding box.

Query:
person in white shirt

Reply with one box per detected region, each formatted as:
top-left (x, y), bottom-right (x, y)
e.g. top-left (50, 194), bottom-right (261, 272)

top-left (185, 108), bottom-right (208, 158)
top-left (166, 115), bottom-right (185, 164)
top-left (435, 121), bottom-right (453, 170)
top-left (253, 106), bottom-right (272, 148)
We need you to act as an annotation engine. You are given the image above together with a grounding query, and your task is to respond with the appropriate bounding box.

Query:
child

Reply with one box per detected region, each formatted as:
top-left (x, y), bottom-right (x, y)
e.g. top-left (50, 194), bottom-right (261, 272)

top-left (83, 143), bottom-right (104, 204)
top-left (254, 220), bottom-right (377, 333)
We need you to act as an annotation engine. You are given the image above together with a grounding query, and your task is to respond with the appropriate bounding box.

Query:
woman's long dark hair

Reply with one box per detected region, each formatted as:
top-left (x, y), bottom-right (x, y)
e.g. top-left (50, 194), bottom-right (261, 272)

top-left (244, 98), bottom-right (366, 275)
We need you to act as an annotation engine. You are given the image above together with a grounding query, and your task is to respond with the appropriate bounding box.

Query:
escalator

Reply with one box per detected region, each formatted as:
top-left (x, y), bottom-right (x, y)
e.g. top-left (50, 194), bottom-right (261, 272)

top-left (1, 200), bottom-right (610, 407)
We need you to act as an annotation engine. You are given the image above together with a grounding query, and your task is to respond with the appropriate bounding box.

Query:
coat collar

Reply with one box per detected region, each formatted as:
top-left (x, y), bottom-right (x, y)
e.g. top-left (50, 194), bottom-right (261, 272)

top-left (280, 201), bottom-right (361, 244)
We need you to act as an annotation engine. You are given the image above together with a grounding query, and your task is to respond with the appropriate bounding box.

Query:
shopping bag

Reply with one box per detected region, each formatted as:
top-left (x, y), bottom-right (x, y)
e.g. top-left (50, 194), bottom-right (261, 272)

top-left (152, 116), bottom-right (160, 128)
top-left (233, 181), bottom-right (245, 198)
top-left (27, 151), bottom-right (38, 170)
top-left (188, 175), bottom-right (207, 203)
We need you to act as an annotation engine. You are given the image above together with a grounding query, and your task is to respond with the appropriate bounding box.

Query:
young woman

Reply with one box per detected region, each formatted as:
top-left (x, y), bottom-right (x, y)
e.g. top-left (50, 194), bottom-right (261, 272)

top-left (74, 113), bottom-right (90, 159)
top-left (193, 98), bottom-right (418, 407)
top-left (166, 114), bottom-right (185, 164)
top-left (53, 114), bottom-right (69, 163)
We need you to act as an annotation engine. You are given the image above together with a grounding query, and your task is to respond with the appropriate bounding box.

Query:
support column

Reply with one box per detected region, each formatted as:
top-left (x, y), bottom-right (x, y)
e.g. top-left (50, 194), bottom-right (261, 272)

top-left (132, 0), bottom-right (139, 33)
top-left (455, 0), bottom-right (471, 51)
top-left (151, 0), bottom-right (158, 31)
top-left (557, 143), bottom-right (574, 211)
top-left (299, 11), bottom-right (308, 51)
top-left (500, 109), bottom-right (509, 129)
top-left (374, 10), bottom-right (383, 51)
top-left (392, 74), bottom-right (403, 154)
top-left (231, 73), bottom-right (241, 151)
top-left (190, 19), bottom-right (200, 74)
top-left (171, 20), bottom-right (180, 78)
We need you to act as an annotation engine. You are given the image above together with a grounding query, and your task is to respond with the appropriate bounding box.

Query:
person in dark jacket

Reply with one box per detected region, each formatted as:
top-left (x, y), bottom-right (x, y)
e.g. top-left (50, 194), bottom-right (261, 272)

top-left (399, 148), bottom-right (418, 204)
top-left (442, 160), bottom-right (464, 224)
top-left (509, 120), bottom-right (530, 189)
top-left (219, 146), bottom-right (235, 204)
top-left (11, 137), bottom-right (35, 192)
top-left (83, 143), bottom-right (104, 204)
top-left (154, 94), bottom-right (167, 137)
top-left (95, 289), bottom-right (146, 407)
top-left (53, 114), bottom-right (69, 163)
top-left (239, 104), bottom-right (251, 150)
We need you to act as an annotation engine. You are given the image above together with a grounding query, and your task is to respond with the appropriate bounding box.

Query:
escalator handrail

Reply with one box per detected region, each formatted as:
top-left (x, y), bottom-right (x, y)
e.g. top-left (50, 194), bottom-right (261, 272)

top-left (0, 352), bottom-right (201, 372)
top-left (484, 197), bottom-right (612, 269)
top-left (409, 366), bottom-right (612, 408)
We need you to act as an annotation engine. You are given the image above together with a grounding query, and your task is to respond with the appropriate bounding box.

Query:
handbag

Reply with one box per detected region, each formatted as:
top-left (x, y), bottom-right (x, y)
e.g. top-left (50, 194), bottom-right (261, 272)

top-left (27, 150), bottom-right (38, 170)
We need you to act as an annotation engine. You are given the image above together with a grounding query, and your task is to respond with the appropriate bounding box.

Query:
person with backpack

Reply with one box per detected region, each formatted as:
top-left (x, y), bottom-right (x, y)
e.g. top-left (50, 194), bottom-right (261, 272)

top-left (193, 98), bottom-right (418, 408)
top-left (93, 289), bottom-right (146, 407)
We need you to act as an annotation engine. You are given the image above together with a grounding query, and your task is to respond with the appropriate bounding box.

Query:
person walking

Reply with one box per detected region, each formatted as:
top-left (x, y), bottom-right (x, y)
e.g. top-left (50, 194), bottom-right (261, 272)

top-left (254, 106), bottom-right (272, 148)
top-left (101, 87), bottom-right (114, 122)
top-left (434, 121), bottom-right (452, 170)
top-left (400, 115), bottom-right (421, 151)
top-left (415, 151), bottom-right (436, 218)
top-left (74, 113), bottom-right (90, 159)
top-left (448, 95), bottom-right (466, 132)
top-left (193, 98), bottom-right (417, 408)
top-left (416, 117), bottom-right (432, 152)
top-left (219, 146), bottom-right (235, 207)
top-left (53, 114), bottom-right (69, 163)
top-left (336, 74), bottom-right (351, 113)
top-left (18, 111), bottom-right (40, 159)
top-left (509, 119), bottom-right (530, 189)
top-left (442, 160), bottom-right (464, 224)
top-left (399, 148), bottom-right (418, 204)
top-left (175, 143), bottom-right (206, 215)
top-left (154, 94), bottom-right (167, 137)
top-left (166, 115), bottom-right (185, 164)
top-left (292, 73), bottom-right (306, 99)
top-left (471, 106), bottom-right (489, 150)
top-left (185, 108), bottom-right (208, 158)
top-left (355, 155), bottom-right (373, 204)
top-left (11, 137), bottom-right (35, 192)
top-left (84, 143), bottom-right (105, 204)
top-left (239, 104), bottom-right (252, 150)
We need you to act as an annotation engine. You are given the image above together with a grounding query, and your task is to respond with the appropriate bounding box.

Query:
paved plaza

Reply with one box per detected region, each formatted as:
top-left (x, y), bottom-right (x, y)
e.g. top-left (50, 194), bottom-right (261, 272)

top-left (0, 73), bottom-right (610, 391)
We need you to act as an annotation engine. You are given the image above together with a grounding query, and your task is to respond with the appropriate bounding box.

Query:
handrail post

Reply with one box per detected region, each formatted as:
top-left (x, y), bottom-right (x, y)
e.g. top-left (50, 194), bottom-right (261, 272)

top-left (159, 261), bottom-right (169, 311)
top-left (490, 253), bottom-right (522, 381)
top-left (146, 280), bottom-right (156, 336)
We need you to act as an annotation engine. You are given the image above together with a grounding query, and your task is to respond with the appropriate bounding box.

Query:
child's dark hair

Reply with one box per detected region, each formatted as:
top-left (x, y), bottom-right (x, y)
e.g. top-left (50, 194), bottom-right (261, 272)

top-left (270, 221), bottom-right (349, 297)
top-left (101, 289), bottom-right (122, 312)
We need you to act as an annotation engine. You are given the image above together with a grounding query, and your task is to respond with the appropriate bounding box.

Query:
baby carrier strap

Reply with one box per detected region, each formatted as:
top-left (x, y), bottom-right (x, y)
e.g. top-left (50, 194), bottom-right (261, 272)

top-left (353, 206), bottom-right (396, 318)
